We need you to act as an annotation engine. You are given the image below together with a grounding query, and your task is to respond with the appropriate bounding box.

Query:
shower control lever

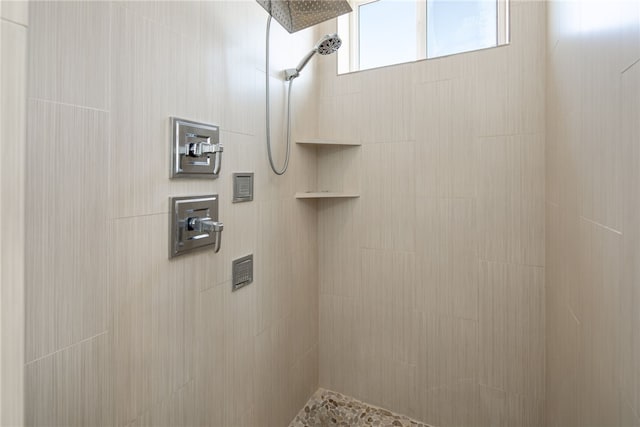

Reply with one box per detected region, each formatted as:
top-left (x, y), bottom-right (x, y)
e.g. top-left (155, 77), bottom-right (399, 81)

top-left (185, 139), bottom-right (224, 175)
top-left (171, 118), bottom-right (223, 179)
top-left (169, 195), bottom-right (223, 258)
top-left (186, 217), bottom-right (224, 253)
top-left (187, 139), bottom-right (223, 157)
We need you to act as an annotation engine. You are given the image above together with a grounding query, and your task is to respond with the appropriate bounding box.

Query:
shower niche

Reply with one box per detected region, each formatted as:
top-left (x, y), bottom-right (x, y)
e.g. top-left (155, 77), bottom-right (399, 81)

top-left (295, 139), bottom-right (361, 199)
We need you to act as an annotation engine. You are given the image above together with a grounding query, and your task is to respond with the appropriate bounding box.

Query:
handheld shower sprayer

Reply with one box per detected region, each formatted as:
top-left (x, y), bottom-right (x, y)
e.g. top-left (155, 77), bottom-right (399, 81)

top-left (284, 34), bottom-right (343, 81)
top-left (258, 0), bottom-right (352, 175)
top-left (264, 24), bottom-right (344, 176)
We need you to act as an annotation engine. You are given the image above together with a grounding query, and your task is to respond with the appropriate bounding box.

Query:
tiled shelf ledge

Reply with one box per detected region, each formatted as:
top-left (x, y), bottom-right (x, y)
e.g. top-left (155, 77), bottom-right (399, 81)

top-left (295, 192), bottom-right (360, 199)
top-left (296, 138), bottom-right (361, 146)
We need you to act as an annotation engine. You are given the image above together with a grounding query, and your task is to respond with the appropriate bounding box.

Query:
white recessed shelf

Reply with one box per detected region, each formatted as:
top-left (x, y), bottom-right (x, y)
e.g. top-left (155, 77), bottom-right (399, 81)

top-left (295, 192), bottom-right (360, 199)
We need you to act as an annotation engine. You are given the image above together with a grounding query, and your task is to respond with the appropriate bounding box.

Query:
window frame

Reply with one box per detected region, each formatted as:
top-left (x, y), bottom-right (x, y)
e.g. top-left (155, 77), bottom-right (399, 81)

top-left (338, 0), bottom-right (510, 74)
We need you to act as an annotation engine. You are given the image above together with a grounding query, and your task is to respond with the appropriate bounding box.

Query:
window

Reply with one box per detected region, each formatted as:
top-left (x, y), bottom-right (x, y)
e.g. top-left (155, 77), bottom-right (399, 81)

top-left (337, 0), bottom-right (509, 74)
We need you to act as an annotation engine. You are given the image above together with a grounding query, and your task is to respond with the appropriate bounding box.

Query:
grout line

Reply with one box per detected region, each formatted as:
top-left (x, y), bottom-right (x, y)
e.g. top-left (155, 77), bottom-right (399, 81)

top-left (567, 304), bottom-right (580, 326)
top-left (0, 16), bottom-right (28, 28)
top-left (477, 131), bottom-right (542, 139)
top-left (621, 57), bottom-right (640, 75)
top-left (415, 77), bottom-right (458, 86)
top-left (579, 216), bottom-right (622, 236)
top-left (25, 331), bottom-right (108, 366)
top-left (621, 392), bottom-right (640, 421)
top-left (28, 97), bottom-right (110, 114)
top-left (478, 382), bottom-right (545, 402)
top-left (478, 258), bottom-right (545, 269)
top-left (111, 212), bottom-right (168, 221)
top-left (359, 246), bottom-right (416, 255)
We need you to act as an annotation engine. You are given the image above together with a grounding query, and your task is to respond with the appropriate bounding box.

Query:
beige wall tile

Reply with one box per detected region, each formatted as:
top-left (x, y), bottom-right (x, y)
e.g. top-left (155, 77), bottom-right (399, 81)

top-left (578, 28), bottom-right (625, 231)
top-left (478, 385), bottom-right (544, 427)
top-left (126, 381), bottom-right (196, 427)
top-left (477, 133), bottom-right (545, 266)
top-left (620, 61), bottom-right (640, 419)
top-left (221, 278), bottom-right (258, 426)
top-left (545, 298), bottom-right (580, 427)
top-left (474, 1), bottom-right (546, 137)
top-left (479, 261), bottom-right (544, 401)
top-left (360, 65), bottom-right (415, 144)
top-left (25, 333), bottom-right (111, 427)
top-left (253, 316), bottom-right (294, 426)
top-left (415, 197), bottom-right (477, 320)
top-left (255, 199), bottom-right (294, 334)
top-left (1, 17), bottom-right (26, 426)
top-left (316, 92), bottom-right (363, 142)
top-left (117, 1), bottom-right (201, 41)
top-left (318, 295), bottom-right (363, 399)
top-left (318, 199), bottom-right (362, 298)
top-left (417, 313), bottom-right (477, 391)
top-left (620, 398), bottom-right (640, 427)
top-left (110, 214), bottom-right (194, 425)
top-left (25, 100), bottom-right (109, 363)
top-left (574, 220), bottom-right (622, 427)
top-left (360, 142), bottom-right (416, 252)
top-left (414, 78), bottom-right (477, 199)
top-left (361, 248), bottom-right (415, 309)
top-left (193, 285), bottom-right (225, 427)
top-left (1, 0), bottom-right (28, 25)
top-left (413, 379), bottom-right (479, 427)
top-left (546, 1), bottom-right (640, 423)
top-left (28, 1), bottom-right (109, 110)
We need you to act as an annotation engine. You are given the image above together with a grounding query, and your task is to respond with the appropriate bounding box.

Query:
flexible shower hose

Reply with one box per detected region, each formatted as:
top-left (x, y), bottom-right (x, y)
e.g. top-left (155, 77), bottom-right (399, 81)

top-left (265, 16), bottom-right (293, 176)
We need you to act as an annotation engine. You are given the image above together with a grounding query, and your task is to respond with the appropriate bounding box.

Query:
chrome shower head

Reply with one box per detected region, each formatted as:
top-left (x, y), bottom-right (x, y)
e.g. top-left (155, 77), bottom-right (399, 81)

top-left (257, 0), bottom-right (352, 33)
top-left (285, 33), bottom-right (343, 81)
top-left (316, 33), bottom-right (342, 55)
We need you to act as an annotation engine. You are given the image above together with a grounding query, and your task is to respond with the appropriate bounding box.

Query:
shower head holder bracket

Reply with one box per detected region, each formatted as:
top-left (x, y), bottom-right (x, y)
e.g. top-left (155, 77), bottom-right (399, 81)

top-left (284, 68), bottom-right (299, 81)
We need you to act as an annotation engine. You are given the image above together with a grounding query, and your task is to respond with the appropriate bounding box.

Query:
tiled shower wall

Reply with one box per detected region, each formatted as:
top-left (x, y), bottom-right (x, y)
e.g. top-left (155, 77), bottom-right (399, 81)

top-left (315, 1), bottom-right (546, 426)
top-left (545, 1), bottom-right (640, 426)
top-left (25, 2), bottom-right (320, 425)
top-left (1, 1), bottom-right (27, 424)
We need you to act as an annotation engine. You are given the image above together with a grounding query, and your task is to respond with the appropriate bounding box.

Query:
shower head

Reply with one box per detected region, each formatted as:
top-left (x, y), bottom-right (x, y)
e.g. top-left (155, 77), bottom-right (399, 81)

top-left (316, 33), bottom-right (342, 55)
top-left (256, 0), bottom-right (352, 34)
top-left (284, 33), bottom-right (342, 81)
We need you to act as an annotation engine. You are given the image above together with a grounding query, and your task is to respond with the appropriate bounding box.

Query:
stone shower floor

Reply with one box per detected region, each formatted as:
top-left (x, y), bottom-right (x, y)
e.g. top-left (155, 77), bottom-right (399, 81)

top-left (289, 389), bottom-right (431, 427)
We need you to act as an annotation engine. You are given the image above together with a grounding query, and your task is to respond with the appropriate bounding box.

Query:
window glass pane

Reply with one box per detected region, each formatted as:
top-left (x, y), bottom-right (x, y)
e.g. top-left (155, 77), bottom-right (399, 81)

top-left (359, 0), bottom-right (417, 70)
top-left (427, 0), bottom-right (497, 59)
